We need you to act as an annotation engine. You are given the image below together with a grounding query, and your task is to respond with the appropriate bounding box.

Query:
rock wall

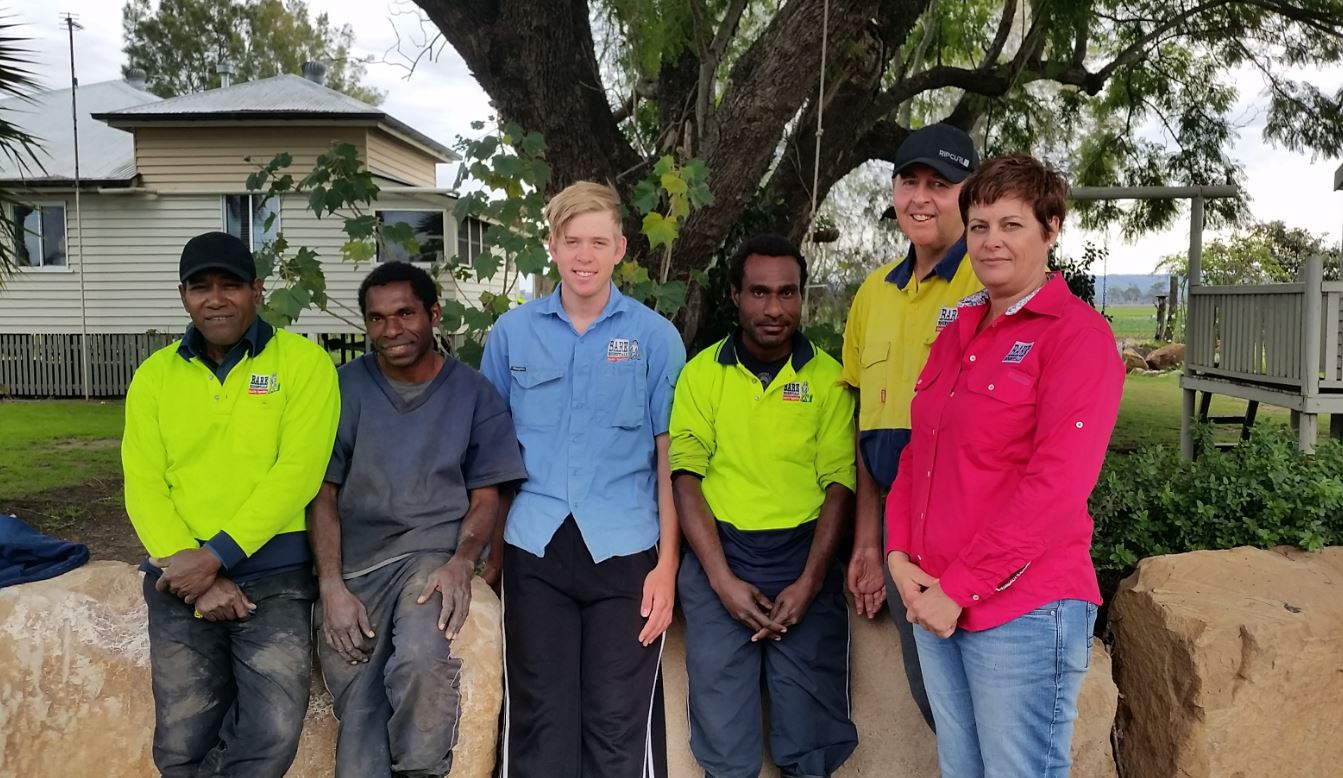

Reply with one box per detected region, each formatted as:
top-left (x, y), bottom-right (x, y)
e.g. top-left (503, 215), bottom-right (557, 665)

top-left (0, 561), bottom-right (1121, 777)
top-left (1111, 546), bottom-right (1343, 778)
top-left (662, 610), bottom-right (1118, 777)
top-left (0, 562), bottom-right (501, 778)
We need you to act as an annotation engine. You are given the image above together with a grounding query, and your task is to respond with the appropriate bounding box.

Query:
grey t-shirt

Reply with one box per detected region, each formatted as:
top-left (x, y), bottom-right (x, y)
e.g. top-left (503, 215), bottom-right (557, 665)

top-left (387, 376), bottom-right (432, 404)
top-left (325, 354), bottom-right (528, 576)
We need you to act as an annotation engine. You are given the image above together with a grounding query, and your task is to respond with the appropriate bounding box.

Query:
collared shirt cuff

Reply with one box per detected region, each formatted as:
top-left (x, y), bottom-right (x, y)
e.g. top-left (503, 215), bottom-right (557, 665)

top-left (204, 531), bottom-right (246, 571)
top-left (938, 562), bottom-right (994, 609)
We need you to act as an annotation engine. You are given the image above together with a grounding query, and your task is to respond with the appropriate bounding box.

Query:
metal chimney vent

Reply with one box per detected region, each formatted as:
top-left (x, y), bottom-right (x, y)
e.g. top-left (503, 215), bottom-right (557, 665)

top-left (124, 68), bottom-right (148, 91)
top-left (217, 58), bottom-right (235, 88)
top-left (302, 61), bottom-right (327, 85)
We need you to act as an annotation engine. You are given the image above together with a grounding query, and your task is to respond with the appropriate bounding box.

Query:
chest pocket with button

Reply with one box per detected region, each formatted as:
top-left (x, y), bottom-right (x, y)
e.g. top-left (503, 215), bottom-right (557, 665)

top-left (509, 364), bottom-right (566, 428)
top-left (858, 341), bottom-right (890, 425)
top-left (599, 360), bottom-right (648, 429)
top-left (963, 367), bottom-right (1037, 447)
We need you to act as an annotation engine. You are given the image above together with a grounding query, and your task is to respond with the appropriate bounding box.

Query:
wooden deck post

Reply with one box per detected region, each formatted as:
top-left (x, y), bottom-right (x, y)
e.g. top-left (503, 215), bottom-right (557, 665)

top-left (1299, 255), bottom-right (1324, 452)
top-left (1180, 196), bottom-right (1205, 459)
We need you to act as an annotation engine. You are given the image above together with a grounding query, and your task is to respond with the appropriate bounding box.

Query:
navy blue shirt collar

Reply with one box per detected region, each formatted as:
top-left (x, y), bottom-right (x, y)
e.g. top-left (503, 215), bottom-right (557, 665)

top-left (885, 235), bottom-right (968, 290)
top-left (715, 328), bottom-right (815, 372)
top-left (177, 316), bottom-right (274, 382)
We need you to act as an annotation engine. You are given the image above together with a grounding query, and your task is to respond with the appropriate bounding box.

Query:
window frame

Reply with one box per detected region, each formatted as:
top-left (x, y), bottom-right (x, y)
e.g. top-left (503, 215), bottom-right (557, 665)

top-left (456, 215), bottom-right (490, 263)
top-left (374, 208), bottom-right (448, 265)
top-left (221, 193), bottom-right (282, 252)
top-left (12, 201), bottom-right (70, 272)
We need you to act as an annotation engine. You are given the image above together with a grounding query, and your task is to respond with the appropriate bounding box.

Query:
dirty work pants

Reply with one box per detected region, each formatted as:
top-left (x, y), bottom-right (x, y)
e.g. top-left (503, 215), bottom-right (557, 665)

top-left (317, 552), bottom-right (465, 778)
top-left (501, 516), bottom-right (667, 778)
top-left (679, 551), bottom-right (857, 778)
top-left (143, 568), bottom-right (314, 778)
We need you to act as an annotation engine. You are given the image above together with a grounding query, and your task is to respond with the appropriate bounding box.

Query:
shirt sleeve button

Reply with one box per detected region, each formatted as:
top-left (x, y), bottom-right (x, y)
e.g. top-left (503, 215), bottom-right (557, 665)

top-left (971, 594), bottom-right (980, 601)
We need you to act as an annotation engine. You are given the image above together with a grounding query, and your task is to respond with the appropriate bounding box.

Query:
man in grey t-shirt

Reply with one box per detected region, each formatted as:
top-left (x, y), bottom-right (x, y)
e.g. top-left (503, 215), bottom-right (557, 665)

top-left (308, 262), bottom-right (526, 778)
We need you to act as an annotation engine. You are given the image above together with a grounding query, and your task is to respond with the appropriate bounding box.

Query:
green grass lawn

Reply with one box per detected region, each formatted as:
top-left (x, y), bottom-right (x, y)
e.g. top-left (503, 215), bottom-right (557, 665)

top-left (1110, 371), bottom-right (1329, 451)
top-left (0, 400), bottom-right (125, 500)
top-left (1100, 305), bottom-right (1162, 342)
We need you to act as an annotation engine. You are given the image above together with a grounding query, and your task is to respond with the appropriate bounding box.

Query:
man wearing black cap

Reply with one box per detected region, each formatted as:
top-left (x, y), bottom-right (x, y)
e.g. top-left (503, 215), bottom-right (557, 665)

top-left (122, 231), bottom-right (340, 777)
top-left (839, 124), bottom-right (982, 729)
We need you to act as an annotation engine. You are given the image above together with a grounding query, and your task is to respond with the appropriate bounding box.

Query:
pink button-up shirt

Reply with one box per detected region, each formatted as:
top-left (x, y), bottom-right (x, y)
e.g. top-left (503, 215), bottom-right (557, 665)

top-left (885, 274), bottom-right (1123, 631)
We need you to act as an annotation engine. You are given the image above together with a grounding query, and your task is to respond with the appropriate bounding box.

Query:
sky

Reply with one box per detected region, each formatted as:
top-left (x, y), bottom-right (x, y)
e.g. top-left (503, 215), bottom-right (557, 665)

top-left (11, 0), bottom-right (1343, 275)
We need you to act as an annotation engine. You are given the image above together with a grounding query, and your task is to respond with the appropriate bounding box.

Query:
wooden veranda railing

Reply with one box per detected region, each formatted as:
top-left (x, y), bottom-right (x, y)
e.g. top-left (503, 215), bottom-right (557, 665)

top-left (1181, 255), bottom-right (1343, 453)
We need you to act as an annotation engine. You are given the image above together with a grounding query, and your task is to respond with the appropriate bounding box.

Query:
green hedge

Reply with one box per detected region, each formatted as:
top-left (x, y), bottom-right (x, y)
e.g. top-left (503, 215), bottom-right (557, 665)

top-left (1089, 425), bottom-right (1343, 571)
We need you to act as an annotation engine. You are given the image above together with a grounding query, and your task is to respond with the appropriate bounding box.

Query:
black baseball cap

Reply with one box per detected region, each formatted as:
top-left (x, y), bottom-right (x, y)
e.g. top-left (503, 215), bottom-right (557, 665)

top-left (892, 124), bottom-right (979, 183)
top-left (179, 231), bottom-right (257, 283)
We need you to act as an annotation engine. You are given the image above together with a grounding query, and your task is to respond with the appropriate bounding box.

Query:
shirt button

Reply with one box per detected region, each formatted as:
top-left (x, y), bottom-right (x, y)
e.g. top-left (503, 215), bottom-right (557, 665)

top-left (949, 391), bottom-right (955, 398)
top-left (916, 554), bottom-right (923, 561)
top-left (931, 428), bottom-right (937, 436)
top-left (754, 395), bottom-right (761, 401)
top-left (926, 470), bottom-right (932, 478)
top-left (972, 594), bottom-right (980, 601)
top-left (988, 384), bottom-right (995, 391)
top-left (969, 355), bottom-right (977, 362)
top-left (214, 395), bottom-right (220, 401)
top-left (1076, 421), bottom-right (1085, 428)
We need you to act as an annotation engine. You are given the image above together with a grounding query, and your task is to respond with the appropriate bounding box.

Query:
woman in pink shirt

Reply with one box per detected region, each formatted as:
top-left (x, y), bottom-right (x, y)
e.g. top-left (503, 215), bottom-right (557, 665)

top-left (884, 155), bottom-right (1124, 777)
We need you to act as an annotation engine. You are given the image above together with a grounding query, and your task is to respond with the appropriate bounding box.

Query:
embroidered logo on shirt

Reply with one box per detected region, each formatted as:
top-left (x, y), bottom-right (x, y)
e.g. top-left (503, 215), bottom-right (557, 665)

top-left (248, 373), bottom-right (281, 395)
top-left (781, 381), bottom-right (813, 403)
top-left (607, 338), bottom-right (641, 362)
top-left (1002, 342), bottom-right (1034, 364)
top-left (935, 306), bottom-right (959, 331)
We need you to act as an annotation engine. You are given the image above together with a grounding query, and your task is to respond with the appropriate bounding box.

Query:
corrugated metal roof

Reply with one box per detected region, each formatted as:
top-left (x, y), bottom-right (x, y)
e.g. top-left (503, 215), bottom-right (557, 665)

top-left (98, 74), bottom-right (458, 162)
top-left (0, 79), bottom-right (160, 182)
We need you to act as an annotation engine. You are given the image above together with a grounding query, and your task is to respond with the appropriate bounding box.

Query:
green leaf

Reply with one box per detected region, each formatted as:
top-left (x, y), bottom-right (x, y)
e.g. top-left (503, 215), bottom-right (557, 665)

top-left (652, 280), bottom-right (686, 314)
top-left (455, 337), bottom-right (485, 370)
top-left (660, 170), bottom-right (688, 196)
top-left (342, 239), bottom-right (375, 264)
top-left (642, 212), bottom-right (678, 250)
top-left (472, 250), bottom-right (503, 281)
top-left (308, 185), bottom-right (327, 216)
top-left (632, 179), bottom-right (660, 215)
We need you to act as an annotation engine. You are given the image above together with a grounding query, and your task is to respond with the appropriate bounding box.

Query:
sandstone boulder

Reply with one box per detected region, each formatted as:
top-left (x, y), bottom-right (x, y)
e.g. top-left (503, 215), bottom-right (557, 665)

top-left (1145, 342), bottom-right (1185, 370)
top-left (1122, 349), bottom-right (1151, 372)
top-left (0, 561), bottom-right (502, 778)
top-left (1110, 546), bottom-right (1343, 778)
top-left (662, 607), bottom-right (1117, 776)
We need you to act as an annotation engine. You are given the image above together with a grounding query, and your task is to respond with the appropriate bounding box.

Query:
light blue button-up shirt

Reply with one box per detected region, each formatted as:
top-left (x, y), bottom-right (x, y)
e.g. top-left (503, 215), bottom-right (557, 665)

top-left (481, 283), bottom-right (686, 562)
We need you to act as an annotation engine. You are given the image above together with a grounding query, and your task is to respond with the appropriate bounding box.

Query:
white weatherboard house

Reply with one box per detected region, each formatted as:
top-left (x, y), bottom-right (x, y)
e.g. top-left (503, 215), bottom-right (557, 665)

top-left (0, 65), bottom-right (494, 396)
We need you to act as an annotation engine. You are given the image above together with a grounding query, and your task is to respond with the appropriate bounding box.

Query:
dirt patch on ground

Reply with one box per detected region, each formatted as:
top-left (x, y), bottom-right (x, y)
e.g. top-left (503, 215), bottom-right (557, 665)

top-left (49, 438), bottom-right (122, 451)
top-left (2, 476), bottom-right (143, 564)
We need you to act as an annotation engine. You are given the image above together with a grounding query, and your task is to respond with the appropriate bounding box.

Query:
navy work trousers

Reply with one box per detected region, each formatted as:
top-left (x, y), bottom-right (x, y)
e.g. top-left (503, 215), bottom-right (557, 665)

top-left (679, 551), bottom-right (857, 778)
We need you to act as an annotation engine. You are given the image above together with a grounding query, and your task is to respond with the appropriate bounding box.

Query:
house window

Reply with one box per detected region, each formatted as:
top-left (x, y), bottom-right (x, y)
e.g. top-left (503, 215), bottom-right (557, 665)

top-left (223, 194), bottom-right (280, 251)
top-left (13, 204), bottom-right (67, 268)
top-left (376, 210), bottom-right (445, 264)
top-left (457, 216), bottom-right (490, 262)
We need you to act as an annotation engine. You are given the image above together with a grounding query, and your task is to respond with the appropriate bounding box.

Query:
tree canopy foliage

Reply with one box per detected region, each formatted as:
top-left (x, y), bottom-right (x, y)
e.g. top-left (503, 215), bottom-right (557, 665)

top-left (1160, 219), bottom-right (1343, 284)
top-left (122, 0), bottom-right (383, 103)
top-left (413, 0), bottom-right (1343, 341)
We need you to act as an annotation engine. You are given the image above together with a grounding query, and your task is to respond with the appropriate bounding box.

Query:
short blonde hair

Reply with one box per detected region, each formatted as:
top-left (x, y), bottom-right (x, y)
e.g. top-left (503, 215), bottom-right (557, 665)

top-left (545, 181), bottom-right (622, 240)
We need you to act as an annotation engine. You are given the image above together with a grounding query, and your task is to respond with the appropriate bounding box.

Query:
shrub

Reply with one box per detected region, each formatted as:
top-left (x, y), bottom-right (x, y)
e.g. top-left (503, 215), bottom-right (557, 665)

top-left (1089, 424), bottom-right (1343, 571)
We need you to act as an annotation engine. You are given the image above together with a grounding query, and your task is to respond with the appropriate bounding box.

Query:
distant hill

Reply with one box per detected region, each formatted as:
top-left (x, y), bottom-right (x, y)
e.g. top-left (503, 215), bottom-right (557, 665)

top-left (1094, 273), bottom-right (1172, 305)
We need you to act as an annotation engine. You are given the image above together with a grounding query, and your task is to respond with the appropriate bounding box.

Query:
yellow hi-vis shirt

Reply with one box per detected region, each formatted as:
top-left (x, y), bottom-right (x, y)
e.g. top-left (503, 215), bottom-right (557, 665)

top-left (669, 333), bottom-right (856, 531)
top-left (122, 325), bottom-right (339, 573)
top-left (840, 241), bottom-right (981, 486)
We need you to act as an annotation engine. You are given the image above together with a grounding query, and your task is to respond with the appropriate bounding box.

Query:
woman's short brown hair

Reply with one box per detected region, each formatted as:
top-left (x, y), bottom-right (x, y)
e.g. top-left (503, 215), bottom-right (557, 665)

top-left (958, 155), bottom-right (1069, 238)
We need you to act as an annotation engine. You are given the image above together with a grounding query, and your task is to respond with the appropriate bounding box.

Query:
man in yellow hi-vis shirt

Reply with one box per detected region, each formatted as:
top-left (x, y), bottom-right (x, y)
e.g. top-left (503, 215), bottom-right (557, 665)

top-left (671, 234), bottom-right (857, 778)
top-left (122, 231), bottom-right (339, 778)
top-left (841, 124), bottom-right (981, 729)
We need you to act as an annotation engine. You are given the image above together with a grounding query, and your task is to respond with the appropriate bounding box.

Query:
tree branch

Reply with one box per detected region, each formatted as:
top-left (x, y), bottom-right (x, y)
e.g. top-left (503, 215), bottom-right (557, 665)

top-left (981, 0), bottom-right (1016, 68)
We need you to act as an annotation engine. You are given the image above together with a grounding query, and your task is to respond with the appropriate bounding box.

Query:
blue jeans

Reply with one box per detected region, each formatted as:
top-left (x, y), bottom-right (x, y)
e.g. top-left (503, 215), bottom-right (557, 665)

top-left (913, 599), bottom-right (1097, 778)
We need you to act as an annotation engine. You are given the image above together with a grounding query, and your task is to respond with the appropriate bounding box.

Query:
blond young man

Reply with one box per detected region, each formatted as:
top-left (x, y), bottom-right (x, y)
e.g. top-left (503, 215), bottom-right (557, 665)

top-left (480, 181), bottom-right (686, 777)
